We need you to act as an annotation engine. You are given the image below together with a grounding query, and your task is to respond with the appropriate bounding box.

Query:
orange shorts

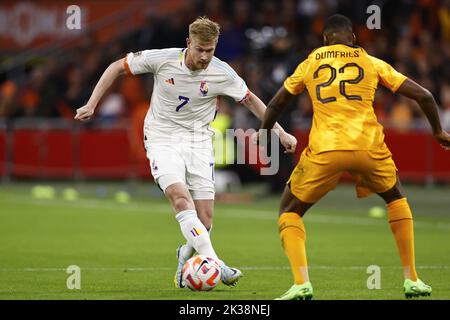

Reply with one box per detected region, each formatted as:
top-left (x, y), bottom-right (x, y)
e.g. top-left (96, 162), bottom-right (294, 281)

top-left (287, 146), bottom-right (398, 203)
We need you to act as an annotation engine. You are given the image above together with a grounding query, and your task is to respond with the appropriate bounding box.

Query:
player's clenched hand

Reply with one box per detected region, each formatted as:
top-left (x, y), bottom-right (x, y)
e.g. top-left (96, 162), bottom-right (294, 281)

top-left (433, 130), bottom-right (450, 150)
top-left (279, 132), bottom-right (297, 154)
top-left (74, 105), bottom-right (95, 121)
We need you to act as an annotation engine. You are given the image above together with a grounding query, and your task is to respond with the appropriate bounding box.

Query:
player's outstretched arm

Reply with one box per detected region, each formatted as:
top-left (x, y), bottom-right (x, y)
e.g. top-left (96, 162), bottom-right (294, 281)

top-left (260, 86), bottom-right (295, 131)
top-left (243, 90), bottom-right (297, 153)
top-left (396, 79), bottom-right (450, 150)
top-left (74, 58), bottom-right (127, 121)
top-left (251, 86), bottom-right (298, 153)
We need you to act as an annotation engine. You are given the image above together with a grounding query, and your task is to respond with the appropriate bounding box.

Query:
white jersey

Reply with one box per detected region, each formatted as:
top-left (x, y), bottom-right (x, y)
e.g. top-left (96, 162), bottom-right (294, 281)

top-left (125, 48), bottom-right (249, 144)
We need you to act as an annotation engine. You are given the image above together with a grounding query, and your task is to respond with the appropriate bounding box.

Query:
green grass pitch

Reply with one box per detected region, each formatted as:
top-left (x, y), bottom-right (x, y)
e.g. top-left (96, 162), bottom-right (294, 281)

top-left (0, 182), bottom-right (449, 300)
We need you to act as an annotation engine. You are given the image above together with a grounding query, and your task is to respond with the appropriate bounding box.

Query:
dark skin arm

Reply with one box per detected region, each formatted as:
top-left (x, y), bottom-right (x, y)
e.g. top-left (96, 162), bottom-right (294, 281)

top-left (396, 78), bottom-right (450, 150)
top-left (253, 86), bottom-right (296, 147)
top-left (260, 86), bottom-right (296, 130)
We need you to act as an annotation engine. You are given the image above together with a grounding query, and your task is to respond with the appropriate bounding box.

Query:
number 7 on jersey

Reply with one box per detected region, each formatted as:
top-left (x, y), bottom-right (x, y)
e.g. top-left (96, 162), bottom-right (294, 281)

top-left (176, 95), bottom-right (190, 112)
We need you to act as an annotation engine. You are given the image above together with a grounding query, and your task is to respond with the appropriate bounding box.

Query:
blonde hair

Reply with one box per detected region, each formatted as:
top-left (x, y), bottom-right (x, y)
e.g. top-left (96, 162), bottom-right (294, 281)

top-left (189, 16), bottom-right (220, 43)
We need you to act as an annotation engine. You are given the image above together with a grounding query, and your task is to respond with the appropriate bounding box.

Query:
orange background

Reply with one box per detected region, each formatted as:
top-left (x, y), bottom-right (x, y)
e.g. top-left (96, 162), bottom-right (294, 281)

top-left (0, 0), bottom-right (184, 51)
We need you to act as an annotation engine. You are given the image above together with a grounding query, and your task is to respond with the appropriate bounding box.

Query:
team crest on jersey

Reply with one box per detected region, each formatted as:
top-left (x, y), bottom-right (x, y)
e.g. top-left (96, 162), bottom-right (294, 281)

top-left (199, 80), bottom-right (208, 96)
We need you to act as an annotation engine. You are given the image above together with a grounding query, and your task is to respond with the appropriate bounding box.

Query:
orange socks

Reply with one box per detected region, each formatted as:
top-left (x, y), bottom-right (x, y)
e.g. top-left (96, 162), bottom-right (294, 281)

top-left (279, 199), bottom-right (418, 284)
top-left (278, 212), bottom-right (309, 284)
top-left (387, 198), bottom-right (418, 281)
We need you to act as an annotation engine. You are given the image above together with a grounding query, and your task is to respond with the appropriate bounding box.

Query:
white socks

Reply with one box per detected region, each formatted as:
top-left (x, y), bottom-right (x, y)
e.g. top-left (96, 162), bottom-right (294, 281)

top-left (175, 210), bottom-right (219, 261)
top-left (180, 224), bottom-right (213, 260)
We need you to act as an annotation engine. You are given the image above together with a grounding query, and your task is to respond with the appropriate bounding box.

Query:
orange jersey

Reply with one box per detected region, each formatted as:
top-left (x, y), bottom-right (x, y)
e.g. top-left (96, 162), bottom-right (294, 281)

top-left (284, 44), bottom-right (407, 153)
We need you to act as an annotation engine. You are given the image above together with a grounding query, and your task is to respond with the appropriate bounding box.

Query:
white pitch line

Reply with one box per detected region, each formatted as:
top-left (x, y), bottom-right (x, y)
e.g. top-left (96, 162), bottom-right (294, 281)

top-left (0, 265), bottom-right (448, 272)
top-left (2, 195), bottom-right (450, 230)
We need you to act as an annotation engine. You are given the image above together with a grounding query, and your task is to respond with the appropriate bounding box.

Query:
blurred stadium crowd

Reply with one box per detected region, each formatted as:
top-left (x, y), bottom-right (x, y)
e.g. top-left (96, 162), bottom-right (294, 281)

top-left (0, 0), bottom-right (450, 129)
top-left (0, 0), bottom-right (450, 192)
top-left (0, 0), bottom-right (449, 132)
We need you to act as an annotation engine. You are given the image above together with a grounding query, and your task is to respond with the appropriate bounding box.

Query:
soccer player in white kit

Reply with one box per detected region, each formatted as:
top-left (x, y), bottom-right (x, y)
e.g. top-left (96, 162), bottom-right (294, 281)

top-left (75, 17), bottom-right (297, 289)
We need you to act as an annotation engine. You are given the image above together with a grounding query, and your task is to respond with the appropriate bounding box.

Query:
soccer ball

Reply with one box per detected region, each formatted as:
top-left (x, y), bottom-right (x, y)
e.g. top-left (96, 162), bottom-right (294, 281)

top-left (182, 255), bottom-right (222, 291)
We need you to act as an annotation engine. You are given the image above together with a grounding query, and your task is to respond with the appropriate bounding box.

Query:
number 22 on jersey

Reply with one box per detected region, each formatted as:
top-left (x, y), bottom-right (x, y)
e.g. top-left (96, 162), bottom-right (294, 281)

top-left (314, 63), bottom-right (364, 103)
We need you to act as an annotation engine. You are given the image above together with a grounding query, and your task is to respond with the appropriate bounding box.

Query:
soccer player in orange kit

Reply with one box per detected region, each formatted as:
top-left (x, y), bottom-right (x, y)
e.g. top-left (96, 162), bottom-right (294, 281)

top-left (255, 14), bottom-right (450, 300)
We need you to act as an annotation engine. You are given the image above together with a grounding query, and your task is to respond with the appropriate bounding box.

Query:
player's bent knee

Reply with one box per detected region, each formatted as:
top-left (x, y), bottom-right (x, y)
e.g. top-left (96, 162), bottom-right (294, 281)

top-left (279, 195), bottom-right (313, 218)
top-left (279, 205), bottom-right (303, 218)
top-left (278, 185), bottom-right (314, 217)
top-left (166, 187), bottom-right (195, 212)
top-left (172, 197), bottom-right (195, 212)
top-left (386, 190), bottom-right (405, 203)
top-left (378, 183), bottom-right (406, 204)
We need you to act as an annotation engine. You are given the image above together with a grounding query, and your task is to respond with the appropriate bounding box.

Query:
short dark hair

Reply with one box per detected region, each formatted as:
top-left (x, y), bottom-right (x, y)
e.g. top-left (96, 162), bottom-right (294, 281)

top-left (324, 14), bottom-right (353, 34)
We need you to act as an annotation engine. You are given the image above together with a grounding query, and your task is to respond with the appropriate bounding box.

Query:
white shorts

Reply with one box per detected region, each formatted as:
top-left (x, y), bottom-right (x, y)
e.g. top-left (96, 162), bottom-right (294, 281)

top-left (145, 142), bottom-right (215, 200)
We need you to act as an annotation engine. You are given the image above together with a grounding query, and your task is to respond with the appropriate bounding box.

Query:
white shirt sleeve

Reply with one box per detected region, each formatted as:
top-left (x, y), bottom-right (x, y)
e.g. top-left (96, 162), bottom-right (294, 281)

top-left (222, 74), bottom-right (250, 103)
top-left (125, 49), bottom-right (167, 75)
